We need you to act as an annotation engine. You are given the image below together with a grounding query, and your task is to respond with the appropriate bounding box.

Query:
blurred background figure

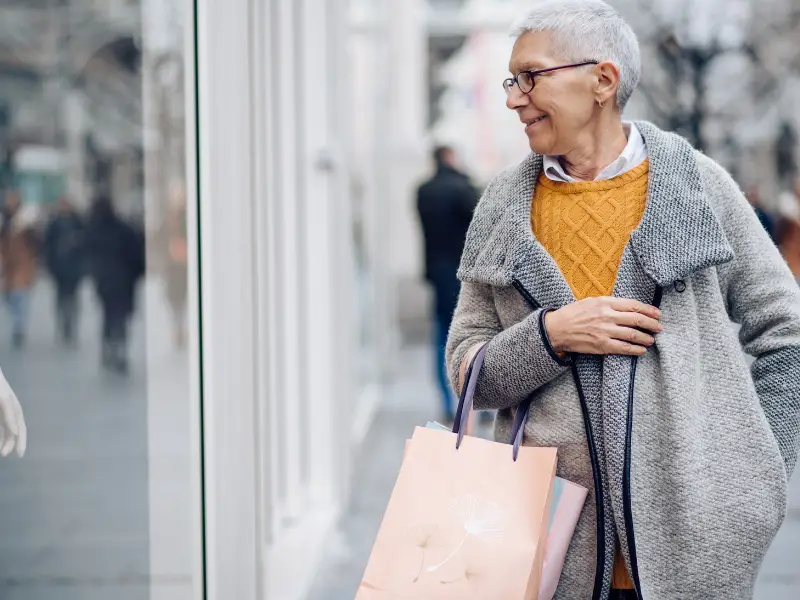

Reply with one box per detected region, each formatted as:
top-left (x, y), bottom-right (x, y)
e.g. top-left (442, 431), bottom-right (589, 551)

top-left (746, 185), bottom-right (779, 244)
top-left (85, 196), bottom-right (145, 374)
top-left (159, 183), bottom-right (188, 349)
top-left (416, 145), bottom-right (478, 422)
top-left (0, 191), bottom-right (40, 349)
top-left (779, 179), bottom-right (800, 283)
top-left (44, 196), bottom-right (86, 345)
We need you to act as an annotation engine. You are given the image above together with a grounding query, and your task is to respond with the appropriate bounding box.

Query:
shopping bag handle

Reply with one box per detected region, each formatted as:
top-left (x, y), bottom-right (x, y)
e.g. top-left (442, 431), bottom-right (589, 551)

top-left (452, 342), bottom-right (489, 449)
top-left (452, 341), bottom-right (534, 462)
top-left (509, 395), bottom-right (533, 462)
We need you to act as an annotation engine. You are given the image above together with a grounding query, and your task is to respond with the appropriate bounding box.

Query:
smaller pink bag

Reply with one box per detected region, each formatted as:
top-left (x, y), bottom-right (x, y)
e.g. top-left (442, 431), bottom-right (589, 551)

top-left (539, 478), bottom-right (587, 600)
top-left (508, 397), bottom-right (587, 600)
top-left (508, 396), bottom-right (587, 600)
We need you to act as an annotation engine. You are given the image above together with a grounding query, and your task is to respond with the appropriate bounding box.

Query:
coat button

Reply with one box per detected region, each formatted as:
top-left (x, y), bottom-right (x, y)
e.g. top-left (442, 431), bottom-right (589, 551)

top-left (674, 280), bottom-right (686, 293)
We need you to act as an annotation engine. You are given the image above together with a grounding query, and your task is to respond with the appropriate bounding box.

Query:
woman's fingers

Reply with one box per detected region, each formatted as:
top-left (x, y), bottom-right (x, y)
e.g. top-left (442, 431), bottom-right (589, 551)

top-left (604, 339), bottom-right (649, 356)
top-left (614, 310), bottom-right (663, 333)
top-left (608, 297), bottom-right (662, 320)
top-left (608, 325), bottom-right (656, 347)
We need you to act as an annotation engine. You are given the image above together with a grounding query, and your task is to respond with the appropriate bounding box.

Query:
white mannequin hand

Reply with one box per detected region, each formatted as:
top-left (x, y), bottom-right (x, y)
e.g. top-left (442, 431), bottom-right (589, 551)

top-left (0, 367), bottom-right (26, 457)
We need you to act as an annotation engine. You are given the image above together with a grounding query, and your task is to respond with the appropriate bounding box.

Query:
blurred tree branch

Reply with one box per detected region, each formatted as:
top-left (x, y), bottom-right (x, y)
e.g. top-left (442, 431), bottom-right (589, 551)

top-left (623, 0), bottom-right (800, 157)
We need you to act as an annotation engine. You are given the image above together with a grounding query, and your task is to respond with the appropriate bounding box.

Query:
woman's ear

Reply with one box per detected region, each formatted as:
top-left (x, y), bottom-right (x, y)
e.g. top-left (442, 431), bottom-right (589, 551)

top-left (595, 60), bottom-right (621, 107)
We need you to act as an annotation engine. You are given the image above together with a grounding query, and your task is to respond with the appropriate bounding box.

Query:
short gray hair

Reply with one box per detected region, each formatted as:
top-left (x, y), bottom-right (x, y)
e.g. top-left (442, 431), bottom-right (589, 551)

top-left (511, 0), bottom-right (641, 110)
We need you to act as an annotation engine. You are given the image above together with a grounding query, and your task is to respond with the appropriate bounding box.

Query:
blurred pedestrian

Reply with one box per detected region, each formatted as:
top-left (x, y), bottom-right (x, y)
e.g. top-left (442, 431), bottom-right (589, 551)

top-left (44, 196), bottom-right (86, 344)
top-left (159, 183), bottom-right (188, 349)
top-left (446, 2), bottom-right (800, 599)
top-left (745, 185), bottom-right (778, 244)
top-left (0, 191), bottom-right (40, 349)
top-left (85, 196), bottom-right (145, 374)
top-left (416, 145), bottom-right (478, 422)
top-left (778, 178), bottom-right (800, 281)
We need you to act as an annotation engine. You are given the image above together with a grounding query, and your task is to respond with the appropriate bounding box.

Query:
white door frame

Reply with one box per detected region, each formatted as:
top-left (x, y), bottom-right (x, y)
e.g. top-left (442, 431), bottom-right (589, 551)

top-left (195, 0), bottom-right (262, 599)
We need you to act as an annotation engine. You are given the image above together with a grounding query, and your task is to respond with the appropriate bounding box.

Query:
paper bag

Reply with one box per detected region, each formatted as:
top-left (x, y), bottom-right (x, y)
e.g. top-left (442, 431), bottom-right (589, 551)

top-left (356, 343), bottom-right (557, 599)
top-left (422, 423), bottom-right (588, 600)
top-left (539, 478), bottom-right (588, 600)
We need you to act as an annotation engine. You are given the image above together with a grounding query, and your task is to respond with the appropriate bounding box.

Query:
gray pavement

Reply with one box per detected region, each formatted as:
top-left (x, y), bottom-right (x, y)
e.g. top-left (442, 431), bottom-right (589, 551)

top-left (306, 345), bottom-right (800, 600)
top-left (0, 278), bottom-right (196, 600)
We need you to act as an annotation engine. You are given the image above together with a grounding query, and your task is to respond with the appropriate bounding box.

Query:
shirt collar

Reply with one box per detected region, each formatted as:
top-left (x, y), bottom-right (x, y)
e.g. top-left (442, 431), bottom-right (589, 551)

top-left (542, 122), bottom-right (647, 183)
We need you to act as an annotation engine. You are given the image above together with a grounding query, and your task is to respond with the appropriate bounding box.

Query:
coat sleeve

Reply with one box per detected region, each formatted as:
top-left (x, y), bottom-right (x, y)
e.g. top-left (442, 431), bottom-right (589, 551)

top-left (445, 280), bottom-right (571, 411)
top-left (709, 160), bottom-right (800, 478)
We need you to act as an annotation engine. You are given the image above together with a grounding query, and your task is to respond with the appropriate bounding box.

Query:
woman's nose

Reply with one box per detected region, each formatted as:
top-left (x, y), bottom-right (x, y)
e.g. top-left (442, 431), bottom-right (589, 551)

top-left (505, 86), bottom-right (529, 110)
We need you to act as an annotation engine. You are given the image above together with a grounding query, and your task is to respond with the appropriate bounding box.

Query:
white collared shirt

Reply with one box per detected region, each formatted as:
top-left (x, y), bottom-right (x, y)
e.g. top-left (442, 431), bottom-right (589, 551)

top-left (542, 122), bottom-right (648, 182)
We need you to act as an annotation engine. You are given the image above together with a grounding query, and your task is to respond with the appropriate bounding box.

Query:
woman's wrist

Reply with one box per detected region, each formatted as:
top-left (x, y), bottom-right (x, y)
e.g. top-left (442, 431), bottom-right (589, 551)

top-left (540, 308), bottom-right (571, 365)
top-left (543, 309), bottom-right (564, 352)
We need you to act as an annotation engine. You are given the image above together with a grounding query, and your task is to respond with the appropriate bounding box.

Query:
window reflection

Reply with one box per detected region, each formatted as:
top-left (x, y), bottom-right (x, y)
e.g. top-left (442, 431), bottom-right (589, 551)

top-left (0, 2), bottom-right (196, 599)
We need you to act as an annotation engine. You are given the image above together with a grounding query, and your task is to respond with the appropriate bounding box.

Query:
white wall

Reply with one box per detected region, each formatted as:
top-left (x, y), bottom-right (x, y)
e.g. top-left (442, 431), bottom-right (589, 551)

top-left (196, 0), bottom-right (402, 598)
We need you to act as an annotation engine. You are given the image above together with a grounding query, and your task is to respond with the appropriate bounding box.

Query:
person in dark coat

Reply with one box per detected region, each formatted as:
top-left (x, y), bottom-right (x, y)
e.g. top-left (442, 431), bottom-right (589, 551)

top-left (85, 196), bottom-right (145, 373)
top-left (416, 146), bottom-right (479, 421)
top-left (44, 196), bottom-right (86, 344)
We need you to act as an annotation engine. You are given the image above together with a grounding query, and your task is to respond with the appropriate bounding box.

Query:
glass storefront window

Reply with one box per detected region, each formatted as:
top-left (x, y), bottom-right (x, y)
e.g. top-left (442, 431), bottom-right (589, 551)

top-left (0, 2), bottom-right (199, 599)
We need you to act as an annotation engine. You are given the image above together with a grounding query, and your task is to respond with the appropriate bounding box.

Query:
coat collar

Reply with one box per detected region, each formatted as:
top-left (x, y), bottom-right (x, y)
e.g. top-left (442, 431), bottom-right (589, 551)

top-left (458, 121), bottom-right (734, 300)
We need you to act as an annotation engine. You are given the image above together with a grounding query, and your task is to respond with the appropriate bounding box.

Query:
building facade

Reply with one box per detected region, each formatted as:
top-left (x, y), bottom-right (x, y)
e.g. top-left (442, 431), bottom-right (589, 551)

top-left (0, 0), bottom-right (427, 599)
top-left (199, 0), bottom-right (425, 598)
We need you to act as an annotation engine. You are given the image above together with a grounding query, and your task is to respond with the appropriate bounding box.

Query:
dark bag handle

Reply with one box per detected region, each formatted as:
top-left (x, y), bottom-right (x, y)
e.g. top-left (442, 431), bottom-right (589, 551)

top-left (451, 341), bottom-right (532, 462)
top-left (509, 396), bottom-right (534, 462)
top-left (452, 342), bottom-right (488, 445)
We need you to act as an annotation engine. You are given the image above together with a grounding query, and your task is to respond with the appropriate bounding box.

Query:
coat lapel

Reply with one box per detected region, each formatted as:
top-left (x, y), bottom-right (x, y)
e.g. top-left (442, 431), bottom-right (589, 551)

top-left (457, 153), bottom-right (576, 309)
top-left (631, 121), bottom-right (734, 286)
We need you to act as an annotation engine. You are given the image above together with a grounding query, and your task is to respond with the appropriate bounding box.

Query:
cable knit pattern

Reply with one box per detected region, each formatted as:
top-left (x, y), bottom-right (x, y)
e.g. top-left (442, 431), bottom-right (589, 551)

top-left (446, 121), bottom-right (800, 600)
top-left (533, 162), bottom-right (649, 300)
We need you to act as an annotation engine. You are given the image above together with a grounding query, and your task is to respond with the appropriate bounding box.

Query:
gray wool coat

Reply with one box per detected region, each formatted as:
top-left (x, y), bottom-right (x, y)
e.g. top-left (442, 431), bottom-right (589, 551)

top-left (445, 121), bottom-right (800, 600)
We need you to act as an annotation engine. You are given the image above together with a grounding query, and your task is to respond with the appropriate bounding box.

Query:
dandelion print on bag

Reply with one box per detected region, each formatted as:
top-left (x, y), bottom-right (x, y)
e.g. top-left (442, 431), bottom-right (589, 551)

top-left (355, 426), bottom-right (557, 599)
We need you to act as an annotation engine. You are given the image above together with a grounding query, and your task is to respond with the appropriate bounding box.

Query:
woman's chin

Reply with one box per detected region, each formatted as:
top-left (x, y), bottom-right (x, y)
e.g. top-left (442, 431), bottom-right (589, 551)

top-left (527, 136), bottom-right (553, 155)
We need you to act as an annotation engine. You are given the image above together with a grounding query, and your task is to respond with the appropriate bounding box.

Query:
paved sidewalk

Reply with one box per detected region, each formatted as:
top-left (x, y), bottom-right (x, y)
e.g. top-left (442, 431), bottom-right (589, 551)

top-left (0, 278), bottom-right (196, 600)
top-left (306, 344), bottom-right (800, 600)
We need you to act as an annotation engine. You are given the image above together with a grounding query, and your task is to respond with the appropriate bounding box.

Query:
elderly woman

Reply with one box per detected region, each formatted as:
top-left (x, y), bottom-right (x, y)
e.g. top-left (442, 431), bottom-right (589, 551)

top-left (446, 1), bottom-right (800, 599)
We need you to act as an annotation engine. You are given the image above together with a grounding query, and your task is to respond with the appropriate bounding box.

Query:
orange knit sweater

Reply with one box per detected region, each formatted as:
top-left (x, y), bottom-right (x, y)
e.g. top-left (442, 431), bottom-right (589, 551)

top-left (532, 160), bottom-right (650, 299)
top-left (531, 159), bottom-right (650, 589)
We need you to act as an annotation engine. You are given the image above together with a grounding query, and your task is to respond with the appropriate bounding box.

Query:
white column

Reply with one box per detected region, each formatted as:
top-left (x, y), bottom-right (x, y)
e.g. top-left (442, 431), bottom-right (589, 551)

top-left (386, 0), bottom-right (429, 352)
top-left (195, 0), bottom-right (261, 598)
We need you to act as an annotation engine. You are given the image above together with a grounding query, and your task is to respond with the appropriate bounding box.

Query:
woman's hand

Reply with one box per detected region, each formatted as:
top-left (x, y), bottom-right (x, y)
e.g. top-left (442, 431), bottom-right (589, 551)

top-left (544, 297), bottom-right (663, 356)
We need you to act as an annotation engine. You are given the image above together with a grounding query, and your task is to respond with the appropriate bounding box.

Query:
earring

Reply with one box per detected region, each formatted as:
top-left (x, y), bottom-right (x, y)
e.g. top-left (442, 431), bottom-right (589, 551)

top-left (597, 99), bottom-right (605, 108)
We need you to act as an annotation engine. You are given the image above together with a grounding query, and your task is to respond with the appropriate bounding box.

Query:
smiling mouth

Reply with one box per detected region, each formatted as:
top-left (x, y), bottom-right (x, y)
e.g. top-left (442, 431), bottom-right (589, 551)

top-left (525, 115), bottom-right (548, 128)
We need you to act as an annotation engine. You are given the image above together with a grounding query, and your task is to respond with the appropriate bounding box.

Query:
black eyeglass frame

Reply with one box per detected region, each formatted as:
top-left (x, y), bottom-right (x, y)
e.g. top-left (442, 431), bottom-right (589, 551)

top-left (503, 61), bottom-right (600, 95)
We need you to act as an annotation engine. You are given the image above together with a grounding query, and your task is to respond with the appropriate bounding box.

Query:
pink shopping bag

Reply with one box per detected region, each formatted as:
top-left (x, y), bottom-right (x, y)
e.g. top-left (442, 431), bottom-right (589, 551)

top-left (356, 344), bottom-right (558, 600)
top-left (417, 422), bottom-right (588, 600)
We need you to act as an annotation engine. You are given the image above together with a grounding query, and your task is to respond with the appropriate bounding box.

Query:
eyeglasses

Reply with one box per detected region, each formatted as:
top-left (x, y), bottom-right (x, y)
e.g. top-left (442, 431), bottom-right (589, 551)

top-left (502, 61), bottom-right (599, 95)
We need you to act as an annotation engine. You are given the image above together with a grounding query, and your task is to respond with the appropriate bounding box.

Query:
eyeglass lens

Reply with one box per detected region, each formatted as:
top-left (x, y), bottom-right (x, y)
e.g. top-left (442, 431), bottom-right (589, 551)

top-left (504, 72), bottom-right (534, 95)
top-left (517, 72), bottom-right (533, 93)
